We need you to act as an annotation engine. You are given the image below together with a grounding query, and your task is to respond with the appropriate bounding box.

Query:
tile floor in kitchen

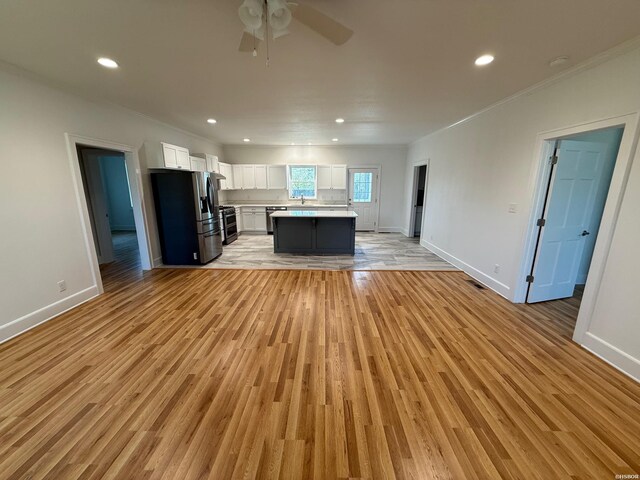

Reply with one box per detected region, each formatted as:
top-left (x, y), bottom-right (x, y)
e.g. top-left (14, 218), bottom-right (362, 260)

top-left (202, 232), bottom-right (457, 271)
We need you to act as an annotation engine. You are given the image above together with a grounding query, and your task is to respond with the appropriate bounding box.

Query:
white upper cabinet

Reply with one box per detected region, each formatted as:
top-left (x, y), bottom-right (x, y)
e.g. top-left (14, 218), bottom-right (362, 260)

top-left (206, 154), bottom-right (219, 173)
top-left (242, 165), bottom-right (256, 189)
top-left (267, 165), bottom-right (287, 189)
top-left (255, 165), bottom-right (268, 189)
top-left (233, 164), bottom-right (244, 189)
top-left (331, 165), bottom-right (347, 190)
top-left (192, 153), bottom-right (219, 173)
top-left (174, 146), bottom-right (191, 170)
top-left (218, 162), bottom-right (233, 190)
top-left (318, 164), bottom-right (347, 190)
top-left (146, 142), bottom-right (191, 170)
top-left (317, 165), bottom-right (332, 190)
top-left (189, 156), bottom-right (206, 172)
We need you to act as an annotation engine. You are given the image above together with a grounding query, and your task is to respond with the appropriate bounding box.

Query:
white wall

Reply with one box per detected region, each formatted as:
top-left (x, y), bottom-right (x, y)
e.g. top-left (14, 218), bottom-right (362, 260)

top-left (0, 64), bottom-right (222, 342)
top-left (223, 145), bottom-right (408, 232)
top-left (405, 45), bottom-right (640, 380)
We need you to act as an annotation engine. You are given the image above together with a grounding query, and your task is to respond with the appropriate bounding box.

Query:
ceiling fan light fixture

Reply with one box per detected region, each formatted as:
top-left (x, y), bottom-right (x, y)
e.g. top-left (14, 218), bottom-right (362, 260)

top-left (239, 0), bottom-right (264, 31)
top-left (268, 0), bottom-right (292, 34)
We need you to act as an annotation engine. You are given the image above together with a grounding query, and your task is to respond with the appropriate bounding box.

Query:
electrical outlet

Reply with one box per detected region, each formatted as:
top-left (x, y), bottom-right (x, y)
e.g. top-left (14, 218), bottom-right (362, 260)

top-left (494, 264), bottom-right (500, 274)
top-left (508, 203), bottom-right (518, 213)
top-left (57, 280), bottom-right (67, 292)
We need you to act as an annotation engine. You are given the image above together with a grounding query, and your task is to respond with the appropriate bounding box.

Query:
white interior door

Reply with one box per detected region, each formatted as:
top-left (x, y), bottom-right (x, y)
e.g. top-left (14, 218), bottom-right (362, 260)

top-left (528, 140), bottom-right (609, 303)
top-left (80, 155), bottom-right (114, 264)
top-left (348, 168), bottom-right (378, 231)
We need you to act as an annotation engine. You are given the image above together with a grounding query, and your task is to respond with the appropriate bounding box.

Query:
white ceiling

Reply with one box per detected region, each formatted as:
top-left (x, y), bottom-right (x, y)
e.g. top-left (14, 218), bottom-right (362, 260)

top-left (1, 0), bottom-right (640, 145)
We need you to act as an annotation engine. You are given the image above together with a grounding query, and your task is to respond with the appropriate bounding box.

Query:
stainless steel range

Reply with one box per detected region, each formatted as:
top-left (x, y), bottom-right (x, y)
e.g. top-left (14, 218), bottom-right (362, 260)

top-left (220, 206), bottom-right (238, 245)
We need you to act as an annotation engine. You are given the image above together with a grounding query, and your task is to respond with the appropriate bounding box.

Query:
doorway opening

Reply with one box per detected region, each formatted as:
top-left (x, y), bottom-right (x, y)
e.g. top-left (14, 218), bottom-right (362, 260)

top-left (347, 167), bottom-right (380, 232)
top-left (525, 126), bottom-right (624, 308)
top-left (77, 145), bottom-right (144, 289)
top-left (409, 164), bottom-right (428, 238)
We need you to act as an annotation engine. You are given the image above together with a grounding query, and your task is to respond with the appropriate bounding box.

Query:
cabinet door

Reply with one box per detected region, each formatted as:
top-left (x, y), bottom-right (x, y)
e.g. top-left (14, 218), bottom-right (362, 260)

top-left (331, 165), bottom-right (347, 190)
top-left (267, 165), bottom-right (287, 189)
top-left (162, 144), bottom-right (178, 169)
top-left (317, 165), bottom-right (332, 189)
top-left (242, 212), bottom-right (255, 230)
top-left (236, 211), bottom-right (243, 232)
top-left (190, 156), bottom-right (206, 172)
top-left (233, 165), bottom-right (243, 190)
top-left (176, 149), bottom-right (191, 170)
top-left (218, 163), bottom-right (227, 189)
top-left (206, 155), bottom-right (219, 173)
top-left (254, 165), bottom-right (268, 189)
top-left (254, 212), bottom-right (267, 231)
top-left (242, 165), bottom-right (256, 189)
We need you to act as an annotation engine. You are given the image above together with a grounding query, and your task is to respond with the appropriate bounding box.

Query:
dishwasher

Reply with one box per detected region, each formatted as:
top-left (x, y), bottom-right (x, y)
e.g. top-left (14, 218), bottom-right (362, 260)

top-left (266, 206), bottom-right (287, 234)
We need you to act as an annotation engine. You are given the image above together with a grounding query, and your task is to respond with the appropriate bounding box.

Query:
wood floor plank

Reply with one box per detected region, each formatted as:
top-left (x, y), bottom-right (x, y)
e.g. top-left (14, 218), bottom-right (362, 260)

top-left (0, 234), bottom-right (639, 479)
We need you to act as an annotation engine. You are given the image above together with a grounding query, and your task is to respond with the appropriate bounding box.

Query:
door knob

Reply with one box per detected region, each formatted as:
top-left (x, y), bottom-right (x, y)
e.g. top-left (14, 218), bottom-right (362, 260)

top-left (581, 230), bottom-right (590, 237)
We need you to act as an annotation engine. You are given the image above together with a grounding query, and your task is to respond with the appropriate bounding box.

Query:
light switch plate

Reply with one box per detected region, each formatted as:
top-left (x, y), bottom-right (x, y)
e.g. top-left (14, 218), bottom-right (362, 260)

top-left (508, 203), bottom-right (518, 213)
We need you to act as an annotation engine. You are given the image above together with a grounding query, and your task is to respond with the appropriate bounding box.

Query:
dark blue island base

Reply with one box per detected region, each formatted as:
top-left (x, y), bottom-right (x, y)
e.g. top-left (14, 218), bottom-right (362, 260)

top-left (273, 216), bottom-right (356, 255)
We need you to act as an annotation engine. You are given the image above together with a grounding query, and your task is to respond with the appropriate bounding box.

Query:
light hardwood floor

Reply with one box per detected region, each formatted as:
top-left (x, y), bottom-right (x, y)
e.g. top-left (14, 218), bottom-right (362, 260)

top-left (0, 241), bottom-right (638, 479)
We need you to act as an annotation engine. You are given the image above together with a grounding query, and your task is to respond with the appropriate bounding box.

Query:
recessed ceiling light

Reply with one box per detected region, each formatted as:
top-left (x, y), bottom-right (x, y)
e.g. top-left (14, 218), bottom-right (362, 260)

top-left (332, 138), bottom-right (339, 142)
top-left (243, 138), bottom-right (251, 142)
top-left (97, 57), bottom-right (118, 69)
top-left (335, 118), bottom-right (345, 124)
top-left (290, 142), bottom-right (295, 145)
top-left (308, 142), bottom-right (312, 145)
top-left (207, 118), bottom-right (217, 124)
top-left (475, 54), bottom-right (494, 66)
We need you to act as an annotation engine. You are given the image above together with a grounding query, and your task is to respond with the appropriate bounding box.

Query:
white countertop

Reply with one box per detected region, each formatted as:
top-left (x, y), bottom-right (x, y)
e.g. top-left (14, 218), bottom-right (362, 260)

top-left (230, 204), bottom-right (348, 209)
top-left (270, 210), bottom-right (357, 218)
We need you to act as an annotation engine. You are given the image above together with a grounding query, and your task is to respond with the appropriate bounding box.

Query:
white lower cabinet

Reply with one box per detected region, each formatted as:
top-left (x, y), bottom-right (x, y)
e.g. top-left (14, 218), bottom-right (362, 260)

top-left (239, 207), bottom-right (267, 233)
top-left (242, 212), bottom-right (255, 231)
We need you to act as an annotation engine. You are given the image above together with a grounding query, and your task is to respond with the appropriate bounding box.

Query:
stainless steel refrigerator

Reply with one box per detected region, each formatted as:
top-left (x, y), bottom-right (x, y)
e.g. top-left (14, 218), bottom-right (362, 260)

top-left (151, 170), bottom-right (223, 265)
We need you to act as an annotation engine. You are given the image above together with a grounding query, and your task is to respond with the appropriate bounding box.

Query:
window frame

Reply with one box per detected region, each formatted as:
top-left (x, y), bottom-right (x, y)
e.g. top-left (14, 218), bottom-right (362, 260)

top-left (287, 165), bottom-right (318, 200)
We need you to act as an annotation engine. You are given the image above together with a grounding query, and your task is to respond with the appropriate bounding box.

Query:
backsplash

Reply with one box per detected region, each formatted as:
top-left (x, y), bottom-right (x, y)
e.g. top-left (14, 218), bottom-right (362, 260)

top-left (219, 189), bottom-right (347, 205)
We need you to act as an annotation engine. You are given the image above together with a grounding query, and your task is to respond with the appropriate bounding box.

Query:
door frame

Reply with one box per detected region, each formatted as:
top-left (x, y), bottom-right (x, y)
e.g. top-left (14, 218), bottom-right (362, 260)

top-left (514, 113), bottom-right (639, 344)
top-left (408, 160), bottom-right (429, 238)
top-left (66, 134), bottom-right (153, 294)
top-left (347, 165), bottom-right (381, 233)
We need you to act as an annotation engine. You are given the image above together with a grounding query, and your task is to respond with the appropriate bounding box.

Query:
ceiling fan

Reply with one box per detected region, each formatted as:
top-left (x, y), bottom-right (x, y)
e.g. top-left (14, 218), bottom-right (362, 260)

top-left (237, 0), bottom-right (353, 55)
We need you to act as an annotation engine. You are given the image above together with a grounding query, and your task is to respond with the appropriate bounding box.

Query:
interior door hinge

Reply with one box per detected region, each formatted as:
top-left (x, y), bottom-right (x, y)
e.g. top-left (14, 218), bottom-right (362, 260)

top-left (550, 155), bottom-right (558, 165)
top-left (536, 218), bottom-right (546, 227)
top-left (526, 275), bottom-right (534, 283)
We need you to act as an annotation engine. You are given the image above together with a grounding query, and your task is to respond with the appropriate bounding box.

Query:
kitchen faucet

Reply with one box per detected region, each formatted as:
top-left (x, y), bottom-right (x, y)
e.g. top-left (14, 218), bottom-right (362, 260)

top-left (300, 194), bottom-right (305, 205)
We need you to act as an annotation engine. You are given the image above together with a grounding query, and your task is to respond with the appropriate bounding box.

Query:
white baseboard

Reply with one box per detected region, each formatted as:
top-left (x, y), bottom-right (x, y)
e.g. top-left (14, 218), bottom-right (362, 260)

top-left (0, 286), bottom-right (100, 345)
top-left (420, 239), bottom-right (511, 299)
top-left (377, 227), bottom-right (403, 233)
top-left (400, 228), bottom-right (411, 237)
top-left (581, 332), bottom-right (640, 383)
top-left (153, 256), bottom-right (163, 268)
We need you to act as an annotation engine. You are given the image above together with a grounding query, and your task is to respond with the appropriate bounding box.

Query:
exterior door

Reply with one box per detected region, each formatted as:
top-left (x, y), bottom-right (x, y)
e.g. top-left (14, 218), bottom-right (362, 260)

top-left (527, 140), bottom-right (609, 303)
top-left (348, 168), bottom-right (378, 231)
top-left (80, 154), bottom-right (114, 264)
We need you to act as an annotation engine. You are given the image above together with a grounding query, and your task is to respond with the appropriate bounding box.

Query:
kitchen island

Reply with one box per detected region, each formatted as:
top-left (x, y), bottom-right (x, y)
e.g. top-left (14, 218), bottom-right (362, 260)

top-left (271, 210), bottom-right (357, 255)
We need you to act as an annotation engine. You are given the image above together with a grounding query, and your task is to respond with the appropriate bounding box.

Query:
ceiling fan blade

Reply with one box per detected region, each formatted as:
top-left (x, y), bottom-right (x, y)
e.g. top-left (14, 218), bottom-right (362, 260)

top-left (239, 31), bottom-right (260, 52)
top-left (290, 3), bottom-right (353, 46)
